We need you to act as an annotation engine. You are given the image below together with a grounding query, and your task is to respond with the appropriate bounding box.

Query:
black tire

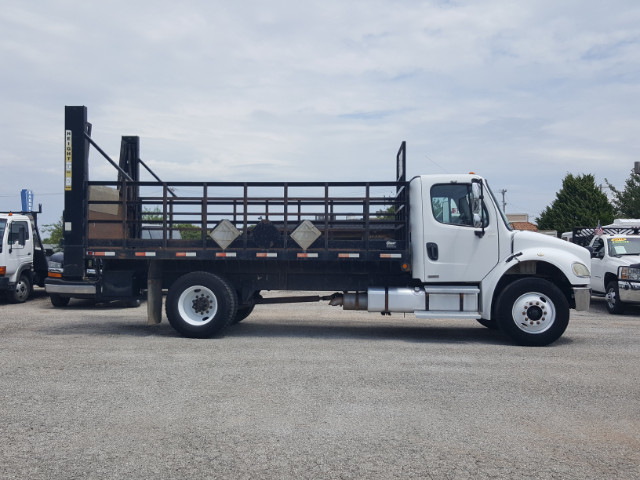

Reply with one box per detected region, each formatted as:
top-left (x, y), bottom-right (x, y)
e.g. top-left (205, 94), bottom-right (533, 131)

top-left (9, 274), bottom-right (32, 303)
top-left (605, 281), bottom-right (625, 314)
top-left (121, 298), bottom-right (142, 308)
top-left (50, 294), bottom-right (71, 307)
top-left (495, 278), bottom-right (569, 346)
top-left (476, 318), bottom-right (498, 329)
top-left (231, 303), bottom-right (256, 324)
top-left (166, 272), bottom-right (237, 338)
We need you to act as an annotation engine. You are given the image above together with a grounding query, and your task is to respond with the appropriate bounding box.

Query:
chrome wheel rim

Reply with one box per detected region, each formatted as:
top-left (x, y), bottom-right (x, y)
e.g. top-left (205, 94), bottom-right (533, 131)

top-left (177, 285), bottom-right (218, 326)
top-left (605, 287), bottom-right (617, 310)
top-left (14, 279), bottom-right (29, 302)
top-left (511, 292), bottom-right (556, 334)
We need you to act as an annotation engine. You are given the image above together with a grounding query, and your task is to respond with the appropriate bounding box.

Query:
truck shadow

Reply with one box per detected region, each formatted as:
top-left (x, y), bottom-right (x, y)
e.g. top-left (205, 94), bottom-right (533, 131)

top-left (39, 313), bottom-right (526, 345)
top-left (228, 319), bottom-right (575, 346)
top-left (36, 301), bottom-right (573, 346)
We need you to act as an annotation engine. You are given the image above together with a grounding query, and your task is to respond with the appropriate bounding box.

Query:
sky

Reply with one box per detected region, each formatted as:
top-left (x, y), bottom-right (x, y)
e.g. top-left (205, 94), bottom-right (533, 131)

top-left (1, 0), bottom-right (639, 229)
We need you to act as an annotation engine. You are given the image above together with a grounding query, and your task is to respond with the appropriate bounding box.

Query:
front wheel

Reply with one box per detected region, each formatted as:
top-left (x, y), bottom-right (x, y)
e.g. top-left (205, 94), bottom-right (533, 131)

top-left (166, 272), bottom-right (237, 338)
top-left (496, 278), bottom-right (569, 346)
top-left (9, 274), bottom-right (32, 303)
top-left (605, 281), bottom-right (625, 314)
top-left (50, 294), bottom-right (71, 307)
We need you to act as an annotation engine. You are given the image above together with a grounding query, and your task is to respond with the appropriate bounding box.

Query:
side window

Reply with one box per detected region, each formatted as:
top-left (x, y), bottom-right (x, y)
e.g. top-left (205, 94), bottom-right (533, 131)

top-left (592, 238), bottom-right (604, 256)
top-left (9, 221), bottom-right (28, 247)
top-left (431, 184), bottom-right (487, 227)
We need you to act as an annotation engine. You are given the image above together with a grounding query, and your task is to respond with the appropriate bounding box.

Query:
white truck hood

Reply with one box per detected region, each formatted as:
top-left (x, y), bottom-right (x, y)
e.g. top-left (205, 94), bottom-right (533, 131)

top-left (603, 254), bottom-right (640, 267)
top-left (511, 230), bottom-right (591, 267)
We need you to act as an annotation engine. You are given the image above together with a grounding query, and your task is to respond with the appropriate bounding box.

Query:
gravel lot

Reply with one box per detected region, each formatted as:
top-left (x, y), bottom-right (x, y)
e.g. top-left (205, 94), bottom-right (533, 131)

top-left (1, 289), bottom-right (639, 479)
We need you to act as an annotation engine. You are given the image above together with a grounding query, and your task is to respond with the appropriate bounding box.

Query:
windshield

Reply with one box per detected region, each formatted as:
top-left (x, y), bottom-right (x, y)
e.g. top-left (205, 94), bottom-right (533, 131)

top-left (0, 219), bottom-right (5, 252)
top-left (607, 237), bottom-right (640, 256)
top-left (485, 181), bottom-right (513, 231)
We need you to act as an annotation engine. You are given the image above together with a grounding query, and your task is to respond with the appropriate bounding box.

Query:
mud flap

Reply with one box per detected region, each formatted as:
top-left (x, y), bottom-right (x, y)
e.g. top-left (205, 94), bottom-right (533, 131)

top-left (147, 261), bottom-right (162, 325)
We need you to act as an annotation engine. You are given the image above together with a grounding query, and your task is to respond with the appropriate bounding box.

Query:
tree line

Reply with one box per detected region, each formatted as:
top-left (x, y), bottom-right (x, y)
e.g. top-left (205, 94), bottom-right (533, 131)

top-left (536, 169), bottom-right (640, 235)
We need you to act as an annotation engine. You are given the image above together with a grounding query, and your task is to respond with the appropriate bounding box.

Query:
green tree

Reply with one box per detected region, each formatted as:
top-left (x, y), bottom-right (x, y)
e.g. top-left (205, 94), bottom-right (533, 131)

top-left (375, 205), bottom-right (396, 220)
top-left (606, 170), bottom-right (640, 218)
top-left (536, 173), bottom-right (614, 235)
top-left (41, 216), bottom-right (63, 247)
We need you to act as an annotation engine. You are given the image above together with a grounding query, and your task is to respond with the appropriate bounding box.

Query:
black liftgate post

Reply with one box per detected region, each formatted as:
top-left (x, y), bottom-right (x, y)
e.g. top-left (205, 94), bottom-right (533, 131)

top-left (62, 106), bottom-right (89, 280)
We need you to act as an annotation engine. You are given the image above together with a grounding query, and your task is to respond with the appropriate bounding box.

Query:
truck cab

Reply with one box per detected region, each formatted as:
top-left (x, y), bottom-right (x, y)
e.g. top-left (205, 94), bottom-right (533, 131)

top-left (0, 212), bottom-right (49, 302)
top-left (408, 175), bottom-right (591, 338)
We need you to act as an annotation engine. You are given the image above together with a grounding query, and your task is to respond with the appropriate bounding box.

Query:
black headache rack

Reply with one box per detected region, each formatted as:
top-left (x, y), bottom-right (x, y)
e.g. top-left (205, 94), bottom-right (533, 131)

top-left (572, 226), bottom-right (640, 247)
top-left (64, 106), bottom-right (411, 266)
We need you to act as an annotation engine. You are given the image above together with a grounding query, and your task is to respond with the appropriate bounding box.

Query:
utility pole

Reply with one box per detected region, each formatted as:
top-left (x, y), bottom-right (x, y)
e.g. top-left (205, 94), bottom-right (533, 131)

top-left (499, 189), bottom-right (507, 212)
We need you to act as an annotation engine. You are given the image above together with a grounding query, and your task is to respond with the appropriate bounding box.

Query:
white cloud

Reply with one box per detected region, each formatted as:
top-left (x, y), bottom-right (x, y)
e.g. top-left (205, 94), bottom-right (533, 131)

top-left (0, 0), bottom-right (639, 225)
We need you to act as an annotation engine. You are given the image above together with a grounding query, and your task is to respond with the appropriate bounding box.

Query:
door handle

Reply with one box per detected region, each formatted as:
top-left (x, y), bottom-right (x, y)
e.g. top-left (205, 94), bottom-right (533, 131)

top-left (426, 242), bottom-right (438, 261)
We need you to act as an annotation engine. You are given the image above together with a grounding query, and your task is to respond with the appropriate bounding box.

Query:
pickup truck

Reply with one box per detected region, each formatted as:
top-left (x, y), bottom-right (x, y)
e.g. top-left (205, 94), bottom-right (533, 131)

top-left (0, 211), bottom-right (51, 302)
top-left (574, 223), bottom-right (640, 313)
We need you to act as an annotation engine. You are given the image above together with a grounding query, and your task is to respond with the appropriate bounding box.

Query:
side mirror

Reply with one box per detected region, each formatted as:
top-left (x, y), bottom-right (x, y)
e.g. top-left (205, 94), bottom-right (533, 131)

top-left (471, 180), bottom-right (485, 237)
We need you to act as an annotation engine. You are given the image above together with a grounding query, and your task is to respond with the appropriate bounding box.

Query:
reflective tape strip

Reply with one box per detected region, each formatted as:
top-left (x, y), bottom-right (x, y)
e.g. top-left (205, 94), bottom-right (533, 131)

top-left (338, 253), bottom-right (360, 259)
top-left (380, 253), bottom-right (402, 259)
top-left (135, 252), bottom-right (156, 257)
top-left (176, 252), bottom-right (197, 257)
top-left (256, 253), bottom-right (277, 258)
top-left (216, 252), bottom-right (237, 257)
top-left (297, 253), bottom-right (319, 258)
top-left (88, 251), bottom-right (116, 257)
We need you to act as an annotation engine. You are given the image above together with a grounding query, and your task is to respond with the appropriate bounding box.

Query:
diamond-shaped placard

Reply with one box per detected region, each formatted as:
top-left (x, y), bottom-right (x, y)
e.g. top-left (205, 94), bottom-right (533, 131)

top-left (291, 220), bottom-right (321, 251)
top-left (210, 219), bottom-right (241, 250)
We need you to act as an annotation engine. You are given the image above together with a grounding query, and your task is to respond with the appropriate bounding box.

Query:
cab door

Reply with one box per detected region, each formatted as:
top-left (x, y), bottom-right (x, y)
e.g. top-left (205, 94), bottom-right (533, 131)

top-left (588, 237), bottom-right (607, 293)
top-left (6, 220), bottom-right (32, 278)
top-left (422, 182), bottom-right (499, 283)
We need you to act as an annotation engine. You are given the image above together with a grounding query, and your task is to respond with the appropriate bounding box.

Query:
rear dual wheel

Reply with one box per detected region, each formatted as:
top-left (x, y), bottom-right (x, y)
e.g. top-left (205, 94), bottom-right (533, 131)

top-left (166, 272), bottom-right (237, 338)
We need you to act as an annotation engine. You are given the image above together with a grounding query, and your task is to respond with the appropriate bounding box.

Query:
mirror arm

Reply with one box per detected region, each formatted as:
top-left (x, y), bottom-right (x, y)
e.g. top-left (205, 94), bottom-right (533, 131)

top-left (472, 179), bottom-right (486, 238)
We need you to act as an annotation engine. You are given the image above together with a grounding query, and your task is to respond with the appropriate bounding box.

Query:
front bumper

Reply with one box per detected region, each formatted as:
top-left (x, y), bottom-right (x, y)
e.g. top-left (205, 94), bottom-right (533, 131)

top-left (617, 280), bottom-right (640, 304)
top-left (45, 277), bottom-right (97, 296)
top-left (573, 286), bottom-right (591, 311)
top-left (0, 276), bottom-right (10, 291)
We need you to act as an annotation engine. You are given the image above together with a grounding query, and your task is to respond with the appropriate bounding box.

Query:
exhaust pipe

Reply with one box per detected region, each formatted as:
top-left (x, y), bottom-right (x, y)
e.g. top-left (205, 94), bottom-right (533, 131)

top-left (328, 292), bottom-right (368, 310)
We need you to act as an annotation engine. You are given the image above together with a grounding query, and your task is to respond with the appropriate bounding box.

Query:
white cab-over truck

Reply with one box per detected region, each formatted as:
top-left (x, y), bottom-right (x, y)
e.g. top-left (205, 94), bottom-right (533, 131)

top-left (0, 211), bottom-right (50, 302)
top-left (574, 220), bottom-right (640, 314)
top-left (45, 106), bottom-right (591, 346)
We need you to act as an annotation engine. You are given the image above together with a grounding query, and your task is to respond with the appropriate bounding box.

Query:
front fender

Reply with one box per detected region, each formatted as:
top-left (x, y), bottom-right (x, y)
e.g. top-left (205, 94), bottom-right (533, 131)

top-left (481, 246), bottom-right (590, 319)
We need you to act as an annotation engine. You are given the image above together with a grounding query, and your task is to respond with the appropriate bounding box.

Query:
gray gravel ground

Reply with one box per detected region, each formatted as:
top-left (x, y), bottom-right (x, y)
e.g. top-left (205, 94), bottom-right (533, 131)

top-left (1, 289), bottom-right (639, 479)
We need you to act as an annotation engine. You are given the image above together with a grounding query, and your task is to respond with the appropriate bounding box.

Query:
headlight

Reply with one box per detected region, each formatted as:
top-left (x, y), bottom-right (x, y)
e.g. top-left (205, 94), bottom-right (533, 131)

top-left (48, 261), bottom-right (62, 269)
top-left (572, 262), bottom-right (590, 278)
top-left (620, 266), bottom-right (640, 281)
